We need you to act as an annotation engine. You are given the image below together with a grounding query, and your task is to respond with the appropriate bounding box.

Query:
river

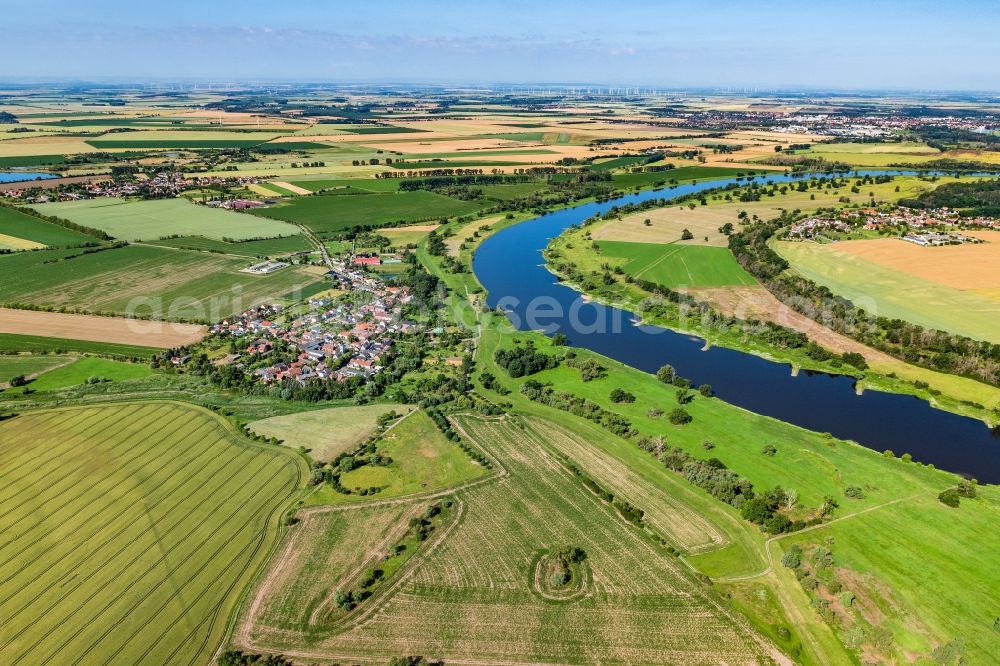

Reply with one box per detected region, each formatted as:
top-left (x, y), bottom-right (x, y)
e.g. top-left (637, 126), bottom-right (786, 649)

top-left (473, 170), bottom-right (1000, 482)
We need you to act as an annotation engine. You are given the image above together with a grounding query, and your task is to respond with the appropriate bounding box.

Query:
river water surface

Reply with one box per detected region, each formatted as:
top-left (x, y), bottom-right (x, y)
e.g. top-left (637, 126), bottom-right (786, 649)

top-left (473, 171), bottom-right (1000, 482)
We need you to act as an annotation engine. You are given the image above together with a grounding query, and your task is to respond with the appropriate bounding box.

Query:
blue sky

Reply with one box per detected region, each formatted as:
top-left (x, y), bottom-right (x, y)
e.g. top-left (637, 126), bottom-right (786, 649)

top-left (7, 0), bottom-right (1000, 90)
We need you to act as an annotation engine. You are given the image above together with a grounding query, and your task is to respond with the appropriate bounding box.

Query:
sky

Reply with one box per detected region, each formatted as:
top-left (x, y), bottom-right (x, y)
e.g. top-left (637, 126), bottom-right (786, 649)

top-left (6, 0), bottom-right (1000, 91)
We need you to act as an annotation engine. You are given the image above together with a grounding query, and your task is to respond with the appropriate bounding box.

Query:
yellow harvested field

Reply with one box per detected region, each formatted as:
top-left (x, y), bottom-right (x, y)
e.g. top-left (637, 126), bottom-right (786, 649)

top-left (0, 135), bottom-right (99, 156)
top-left (0, 233), bottom-right (46, 250)
top-left (592, 208), bottom-right (741, 247)
top-left (271, 181), bottom-right (312, 195)
top-left (0, 308), bottom-right (206, 347)
top-left (380, 224), bottom-right (439, 246)
top-left (835, 231), bottom-right (1000, 293)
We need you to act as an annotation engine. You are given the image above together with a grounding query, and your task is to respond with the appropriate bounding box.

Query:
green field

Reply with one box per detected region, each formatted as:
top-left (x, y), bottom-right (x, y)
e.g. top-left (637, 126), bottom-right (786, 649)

top-left (30, 198), bottom-right (299, 242)
top-left (249, 403), bottom-right (410, 462)
top-left (0, 245), bottom-right (326, 321)
top-left (774, 240), bottom-right (1000, 344)
top-left (479, 181), bottom-right (549, 200)
top-left (587, 155), bottom-right (652, 171)
top-left (86, 139), bottom-right (272, 149)
top-left (240, 414), bottom-right (777, 663)
top-left (0, 402), bottom-right (303, 664)
top-left (13, 357), bottom-right (153, 391)
top-left (0, 206), bottom-right (94, 247)
top-left (285, 178), bottom-right (402, 193)
top-left (0, 355), bottom-right (71, 384)
top-left (0, 155), bottom-right (66, 167)
top-left (322, 410), bottom-right (488, 504)
top-left (0, 332), bottom-right (162, 357)
top-left (597, 241), bottom-right (758, 288)
top-left (250, 190), bottom-right (487, 234)
top-left (150, 234), bottom-right (312, 257)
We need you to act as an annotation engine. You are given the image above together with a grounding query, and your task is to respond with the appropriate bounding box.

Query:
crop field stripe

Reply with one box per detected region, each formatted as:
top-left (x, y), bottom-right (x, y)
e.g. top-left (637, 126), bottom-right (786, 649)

top-left (0, 420), bottom-right (223, 608)
top-left (0, 437), bottom-right (254, 610)
top-left (0, 404), bottom-right (172, 508)
top-left (0, 418), bottom-right (220, 599)
top-left (46, 462), bottom-right (298, 666)
top-left (0, 403), bottom-right (303, 664)
top-left (0, 404), bottom-right (144, 478)
top-left (0, 406), bottom-right (200, 549)
top-left (7, 452), bottom-right (291, 663)
top-left (0, 402), bottom-right (175, 520)
top-left (4, 446), bottom-right (262, 646)
top-left (117, 471), bottom-right (295, 666)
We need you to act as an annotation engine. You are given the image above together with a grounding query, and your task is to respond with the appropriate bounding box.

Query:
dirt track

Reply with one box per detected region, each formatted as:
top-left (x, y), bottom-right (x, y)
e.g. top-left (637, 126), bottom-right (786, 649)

top-left (0, 308), bottom-right (206, 347)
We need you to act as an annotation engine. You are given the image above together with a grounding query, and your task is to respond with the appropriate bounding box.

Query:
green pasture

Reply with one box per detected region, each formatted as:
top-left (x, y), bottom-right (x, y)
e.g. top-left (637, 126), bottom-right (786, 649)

top-left (0, 245), bottom-right (326, 321)
top-left (597, 241), bottom-right (758, 288)
top-left (250, 190), bottom-right (487, 233)
top-left (0, 333), bottom-right (161, 357)
top-left (30, 198), bottom-right (299, 242)
top-left (0, 206), bottom-right (93, 247)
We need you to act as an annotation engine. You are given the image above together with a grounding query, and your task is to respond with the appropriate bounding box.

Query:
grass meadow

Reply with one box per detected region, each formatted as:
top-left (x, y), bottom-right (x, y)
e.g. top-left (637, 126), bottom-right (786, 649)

top-left (0, 333), bottom-right (161, 356)
top-left (250, 191), bottom-right (488, 234)
top-left (0, 402), bottom-right (303, 665)
top-left (0, 206), bottom-right (94, 247)
top-left (0, 355), bottom-right (71, 384)
top-left (597, 241), bottom-right (758, 288)
top-left (30, 198), bottom-right (299, 242)
top-left (249, 403), bottom-right (411, 461)
top-left (12, 357), bottom-right (153, 392)
top-left (305, 409), bottom-right (488, 506)
top-left (150, 234), bottom-right (312, 257)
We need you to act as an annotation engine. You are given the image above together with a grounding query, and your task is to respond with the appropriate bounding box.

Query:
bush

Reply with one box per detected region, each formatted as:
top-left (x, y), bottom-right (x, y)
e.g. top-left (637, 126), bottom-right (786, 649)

top-left (494, 346), bottom-right (559, 378)
top-left (698, 383), bottom-right (713, 397)
top-left (668, 408), bottom-right (691, 425)
top-left (938, 488), bottom-right (961, 508)
top-left (762, 444), bottom-right (777, 456)
top-left (781, 545), bottom-right (802, 569)
top-left (741, 497), bottom-right (771, 524)
top-left (844, 485), bottom-right (865, 499)
top-left (609, 388), bottom-right (635, 403)
top-left (841, 351), bottom-right (868, 370)
top-left (655, 364), bottom-right (675, 383)
top-left (957, 479), bottom-right (977, 498)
